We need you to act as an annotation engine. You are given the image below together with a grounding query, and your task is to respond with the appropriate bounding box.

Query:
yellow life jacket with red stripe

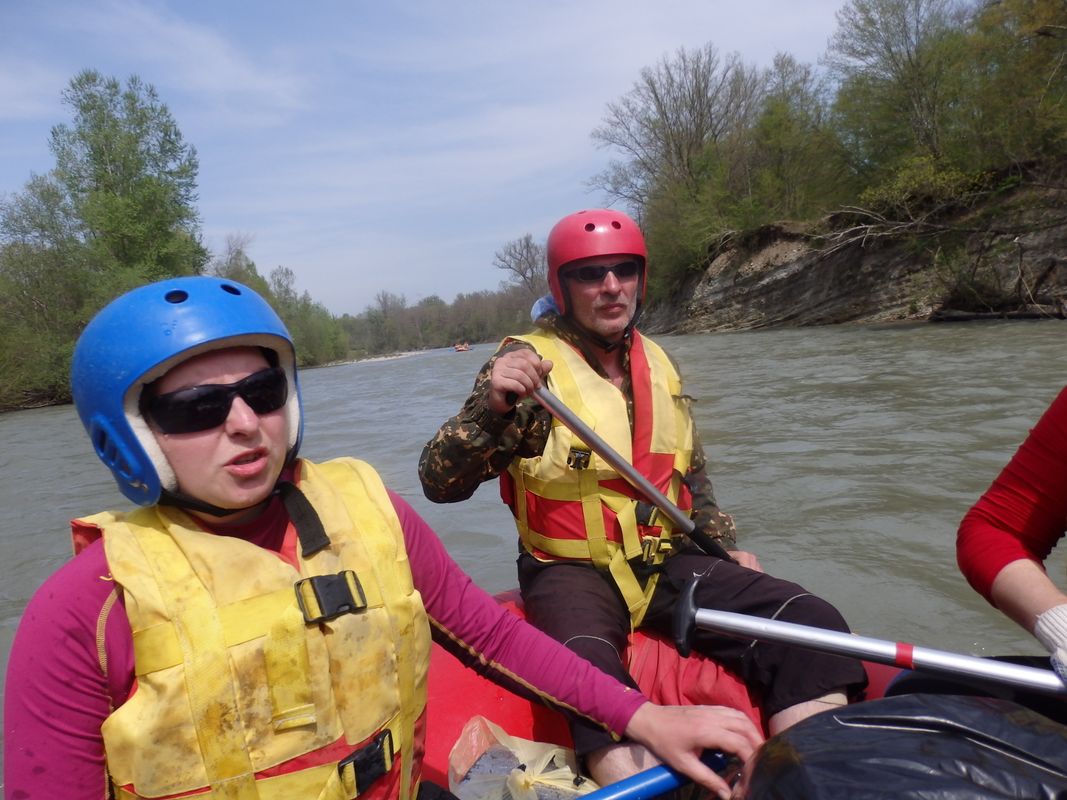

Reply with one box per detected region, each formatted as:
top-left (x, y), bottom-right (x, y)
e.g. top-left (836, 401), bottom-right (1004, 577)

top-left (73, 458), bottom-right (431, 800)
top-left (499, 329), bottom-right (694, 626)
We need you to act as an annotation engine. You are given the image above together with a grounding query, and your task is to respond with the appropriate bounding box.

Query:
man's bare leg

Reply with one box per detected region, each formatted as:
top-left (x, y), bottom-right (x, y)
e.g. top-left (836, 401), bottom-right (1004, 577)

top-left (585, 742), bottom-right (661, 785)
top-left (767, 691), bottom-right (847, 735)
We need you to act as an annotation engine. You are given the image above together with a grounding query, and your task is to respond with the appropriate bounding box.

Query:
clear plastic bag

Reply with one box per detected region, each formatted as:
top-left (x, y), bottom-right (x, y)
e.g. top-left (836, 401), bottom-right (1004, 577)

top-left (447, 716), bottom-right (598, 800)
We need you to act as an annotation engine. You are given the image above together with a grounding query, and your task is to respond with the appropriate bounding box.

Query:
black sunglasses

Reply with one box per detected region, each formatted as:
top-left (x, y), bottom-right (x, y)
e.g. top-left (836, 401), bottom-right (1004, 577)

top-left (563, 261), bottom-right (641, 283)
top-left (145, 367), bottom-right (288, 434)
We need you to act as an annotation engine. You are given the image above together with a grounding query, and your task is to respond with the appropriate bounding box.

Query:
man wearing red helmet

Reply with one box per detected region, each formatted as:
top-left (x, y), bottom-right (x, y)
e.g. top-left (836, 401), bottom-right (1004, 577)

top-left (420, 210), bottom-right (866, 783)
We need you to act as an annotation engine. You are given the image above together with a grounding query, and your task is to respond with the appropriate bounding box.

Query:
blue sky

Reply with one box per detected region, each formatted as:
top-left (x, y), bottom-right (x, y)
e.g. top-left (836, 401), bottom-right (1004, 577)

top-left (0, 0), bottom-right (846, 316)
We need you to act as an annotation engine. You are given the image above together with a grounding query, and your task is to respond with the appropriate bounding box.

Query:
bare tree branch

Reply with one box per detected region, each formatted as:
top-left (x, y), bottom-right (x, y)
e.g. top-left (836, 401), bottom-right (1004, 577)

top-left (589, 43), bottom-right (766, 211)
top-left (494, 234), bottom-right (548, 299)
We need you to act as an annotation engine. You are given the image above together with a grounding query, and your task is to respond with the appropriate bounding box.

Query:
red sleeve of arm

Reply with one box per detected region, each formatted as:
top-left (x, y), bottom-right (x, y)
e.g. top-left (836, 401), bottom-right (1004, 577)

top-left (388, 490), bottom-right (647, 736)
top-left (958, 387), bottom-right (1067, 602)
top-left (3, 540), bottom-right (131, 800)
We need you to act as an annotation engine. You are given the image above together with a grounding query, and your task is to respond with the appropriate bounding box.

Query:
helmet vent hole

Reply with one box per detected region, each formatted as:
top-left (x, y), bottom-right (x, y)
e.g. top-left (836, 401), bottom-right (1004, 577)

top-left (92, 429), bottom-right (133, 480)
top-left (164, 290), bottom-right (188, 304)
top-left (611, 221), bottom-right (621, 229)
top-left (220, 283), bottom-right (241, 296)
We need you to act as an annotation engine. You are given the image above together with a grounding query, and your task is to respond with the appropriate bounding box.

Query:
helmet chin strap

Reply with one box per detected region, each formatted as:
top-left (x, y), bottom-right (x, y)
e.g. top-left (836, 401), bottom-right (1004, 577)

top-left (159, 480), bottom-right (331, 557)
top-left (560, 303), bottom-right (644, 353)
top-left (158, 487), bottom-right (264, 518)
top-left (156, 451), bottom-right (301, 520)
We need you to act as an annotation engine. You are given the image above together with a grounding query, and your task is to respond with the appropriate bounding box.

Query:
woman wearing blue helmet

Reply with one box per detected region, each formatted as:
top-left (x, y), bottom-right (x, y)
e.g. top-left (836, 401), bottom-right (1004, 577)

top-left (69, 275), bottom-right (304, 513)
top-left (4, 277), bottom-right (761, 800)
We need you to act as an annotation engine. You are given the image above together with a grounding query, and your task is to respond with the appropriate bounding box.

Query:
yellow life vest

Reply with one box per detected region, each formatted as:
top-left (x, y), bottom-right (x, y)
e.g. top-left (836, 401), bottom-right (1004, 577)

top-left (81, 458), bottom-right (431, 800)
top-left (500, 329), bottom-right (694, 626)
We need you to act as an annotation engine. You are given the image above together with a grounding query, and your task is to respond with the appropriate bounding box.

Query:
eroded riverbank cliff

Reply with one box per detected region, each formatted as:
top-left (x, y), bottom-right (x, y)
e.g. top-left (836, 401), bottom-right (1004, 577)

top-left (646, 180), bottom-right (1067, 333)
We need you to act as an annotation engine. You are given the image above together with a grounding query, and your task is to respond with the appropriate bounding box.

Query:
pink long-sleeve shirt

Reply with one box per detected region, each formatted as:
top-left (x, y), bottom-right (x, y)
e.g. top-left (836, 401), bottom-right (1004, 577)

top-left (958, 386), bottom-right (1067, 601)
top-left (4, 489), bottom-right (645, 798)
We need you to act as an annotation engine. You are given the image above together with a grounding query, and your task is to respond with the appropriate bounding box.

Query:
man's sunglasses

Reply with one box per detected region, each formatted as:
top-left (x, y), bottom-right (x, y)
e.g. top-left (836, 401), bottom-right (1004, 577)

top-left (563, 261), bottom-right (641, 283)
top-left (145, 367), bottom-right (288, 434)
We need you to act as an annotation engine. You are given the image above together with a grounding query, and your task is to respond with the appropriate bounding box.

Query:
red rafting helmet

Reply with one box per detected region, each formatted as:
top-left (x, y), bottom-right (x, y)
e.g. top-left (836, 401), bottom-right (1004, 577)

top-left (546, 208), bottom-right (648, 315)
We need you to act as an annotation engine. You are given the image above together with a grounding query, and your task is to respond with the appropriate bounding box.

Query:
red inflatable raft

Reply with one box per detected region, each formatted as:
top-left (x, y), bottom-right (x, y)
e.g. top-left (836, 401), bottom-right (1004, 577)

top-left (421, 590), bottom-right (897, 785)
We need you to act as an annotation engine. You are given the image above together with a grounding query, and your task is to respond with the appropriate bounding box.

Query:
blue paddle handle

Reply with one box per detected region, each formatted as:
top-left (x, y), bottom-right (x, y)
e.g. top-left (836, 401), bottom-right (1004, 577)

top-left (579, 751), bottom-right (732, 800)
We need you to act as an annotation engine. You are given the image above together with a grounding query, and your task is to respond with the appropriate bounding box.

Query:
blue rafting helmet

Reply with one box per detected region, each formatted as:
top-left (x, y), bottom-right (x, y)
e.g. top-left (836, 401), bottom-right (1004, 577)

top-left (71, 276), bottom-right (303, 507)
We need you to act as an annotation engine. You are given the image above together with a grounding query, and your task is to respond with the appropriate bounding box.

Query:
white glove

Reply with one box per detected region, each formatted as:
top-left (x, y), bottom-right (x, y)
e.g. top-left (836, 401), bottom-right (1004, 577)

top-left (1033, 603), bottom-right (1067, 683)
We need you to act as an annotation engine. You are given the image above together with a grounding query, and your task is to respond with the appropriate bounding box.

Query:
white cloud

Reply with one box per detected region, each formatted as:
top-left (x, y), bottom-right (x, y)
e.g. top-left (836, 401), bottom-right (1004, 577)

top-left (59, 0), bottom-right (308, 126)
top-left (0, 59), bottom-right (68, 122)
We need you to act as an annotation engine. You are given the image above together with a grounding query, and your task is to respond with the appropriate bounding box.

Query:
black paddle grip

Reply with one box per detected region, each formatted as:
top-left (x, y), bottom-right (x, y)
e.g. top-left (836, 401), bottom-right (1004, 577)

top-left (687, 527), bottom-right (736, 564)
top-left (673, 577), bottom-right (701, 657)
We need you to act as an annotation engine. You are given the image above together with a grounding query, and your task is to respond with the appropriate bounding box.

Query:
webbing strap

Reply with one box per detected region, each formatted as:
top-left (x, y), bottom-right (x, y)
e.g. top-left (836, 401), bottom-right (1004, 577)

top-left (264, 602), bottom-right (316, 731)
top-left (607, 548), bottom-right (658, 628)
top-left (317, 761), bottom-right (356, 800)
top-left (510, 470), bottom-right (593, 501)
top-left (510, 464), bottom-right (534, 552)
top-left (674, 400), bottom-right (691, 474)
top-left (130, 525), bottom-right (259, 800)
top-left (114, 765), bottom-right (334, 800)
top-left (278, 482), bottom-right (330, 557)
top-left (114, 754), bottom-right (393, 800)
top-left (133, 587), bottom-right (296, 675)
top-left (597, 493), bottom-right (659, 628)
top-left (610, 492), bottom-right (644, 562)
top-left (578, 465), bottom-right (610, 568)
top-left (521, 530), bottom-right (601, 559)
top-left (134, 570), bottom-right (380, 677)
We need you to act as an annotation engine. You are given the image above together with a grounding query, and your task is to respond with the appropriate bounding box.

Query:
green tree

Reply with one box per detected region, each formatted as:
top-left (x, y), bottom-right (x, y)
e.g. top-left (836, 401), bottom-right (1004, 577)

top-left (410, 295), bottom-right (450, 348)
top-left (0, 70), bottom-right (208, 409)
top-left (288, 293), bottom-right (347, 365)
top-left (373, 291), bottom-right (408, 352)
top-left (263, 265), bottom-right (347, 365)
top-left (826, 0), bottom-right (965, 167)
top-left (50, 70), bottom-right (208, 282)
top-left (953, 0), bottom-right (1067, 169)
top-left (746, 54), bottom-right (854, 220)
top-left (210, 234), bottom-right (271, 297)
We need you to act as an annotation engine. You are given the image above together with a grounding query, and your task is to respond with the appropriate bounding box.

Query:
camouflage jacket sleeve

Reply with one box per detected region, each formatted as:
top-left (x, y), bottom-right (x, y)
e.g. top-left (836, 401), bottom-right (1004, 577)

top-left (418, 342), bottom-right (553, 504)
top-left (683, 415), bottom-right (740, 551)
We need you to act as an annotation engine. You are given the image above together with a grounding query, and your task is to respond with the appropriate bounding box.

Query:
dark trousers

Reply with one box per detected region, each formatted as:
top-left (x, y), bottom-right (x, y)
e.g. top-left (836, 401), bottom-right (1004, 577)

top-left (518, 548), bottom-right (869, 757)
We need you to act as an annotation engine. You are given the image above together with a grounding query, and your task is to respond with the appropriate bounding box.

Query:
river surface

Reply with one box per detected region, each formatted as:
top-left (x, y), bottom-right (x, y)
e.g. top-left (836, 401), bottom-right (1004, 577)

top-left (2, 320), bottom-right (1065, 773)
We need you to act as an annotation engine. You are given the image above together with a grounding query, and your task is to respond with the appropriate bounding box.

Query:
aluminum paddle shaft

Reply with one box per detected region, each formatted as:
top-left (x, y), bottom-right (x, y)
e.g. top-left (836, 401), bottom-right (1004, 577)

top-left (679, 601), bottom-right (1067, 696)
top-left (531, 387), bottom-right (734, 562)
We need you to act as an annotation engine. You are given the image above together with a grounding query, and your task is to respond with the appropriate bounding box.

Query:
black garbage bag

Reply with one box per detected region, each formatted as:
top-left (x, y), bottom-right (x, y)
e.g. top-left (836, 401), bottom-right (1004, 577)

top-left (885, 655), bottom-right (1067, 726)
top-left (741, 693), bottom-right (1067, 799)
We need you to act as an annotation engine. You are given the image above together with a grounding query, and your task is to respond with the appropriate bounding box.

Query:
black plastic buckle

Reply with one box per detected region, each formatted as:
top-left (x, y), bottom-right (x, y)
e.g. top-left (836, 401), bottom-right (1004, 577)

top-left (635, 501), bottom-right (656, 527)
top-left (295, 571), bottom-right (367, 624)
top-left (567, 447), bottom-right (591, 470)
top-left (339, 729), bottom-right (394, 794)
